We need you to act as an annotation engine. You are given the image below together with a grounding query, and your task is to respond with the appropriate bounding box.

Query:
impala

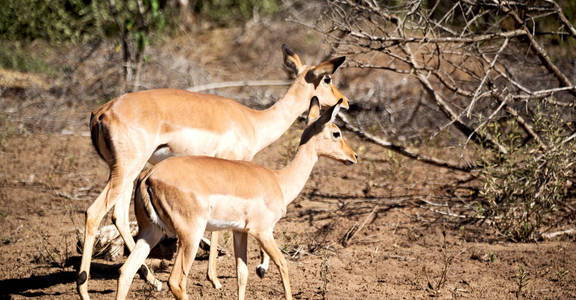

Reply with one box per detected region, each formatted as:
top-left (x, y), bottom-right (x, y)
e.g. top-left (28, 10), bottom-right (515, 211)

top-left (78, 44), bottom-right (349, 299)
top-left (116, 97), bottom-right (357, 300)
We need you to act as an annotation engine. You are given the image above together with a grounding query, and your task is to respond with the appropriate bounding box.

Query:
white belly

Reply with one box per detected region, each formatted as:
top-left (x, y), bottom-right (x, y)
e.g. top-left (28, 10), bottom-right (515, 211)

top-left (154, 128), bottom-right (253, 161)
top-left (205, 219), bottom-right (246, 232)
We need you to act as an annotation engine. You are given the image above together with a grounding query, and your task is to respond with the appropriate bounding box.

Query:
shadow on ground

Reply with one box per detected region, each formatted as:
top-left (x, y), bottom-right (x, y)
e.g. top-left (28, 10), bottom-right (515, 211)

top-left (0, 257), bottom-right (118, 298)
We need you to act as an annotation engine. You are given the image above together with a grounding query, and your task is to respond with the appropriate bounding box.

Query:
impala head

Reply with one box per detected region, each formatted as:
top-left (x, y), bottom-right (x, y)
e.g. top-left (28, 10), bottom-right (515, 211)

top-left (300, 97), bottom-right (357, 165)
top-left (282, 44), bottom-right (349, 109)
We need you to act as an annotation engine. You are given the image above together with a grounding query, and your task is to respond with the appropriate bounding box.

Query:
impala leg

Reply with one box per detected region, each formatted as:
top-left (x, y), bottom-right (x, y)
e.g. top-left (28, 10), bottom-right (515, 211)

top-left (78, 182), bottom-right (111, 300)
top-left (257, 232), bottom-right (292, 300)
top-left (207, 231), bottom-right (223, 289)
top-left (116, 226), bottom-right (164, 300)
top-left (256, 248), bottom-right (270, 279)
top-left (233, 232), bottom-right (249, 300)
top-left (169, 224), bottom-right (205, 300)
top-left (112, 178), bottom-right (161, 291)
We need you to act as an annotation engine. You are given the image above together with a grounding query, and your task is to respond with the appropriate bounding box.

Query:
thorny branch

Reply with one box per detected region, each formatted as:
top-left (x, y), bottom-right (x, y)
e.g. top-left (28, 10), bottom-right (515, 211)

top-left (322, 0), bottom-right (575, 164)
top-left (338, 112), bottom-right (475, 172)
top-left (319, 0), bottom-right (576, 239)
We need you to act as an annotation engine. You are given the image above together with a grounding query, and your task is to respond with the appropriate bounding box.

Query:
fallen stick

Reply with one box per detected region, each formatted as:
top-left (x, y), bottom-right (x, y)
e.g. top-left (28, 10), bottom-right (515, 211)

top-left (341, 205), bottom-right (378, 247)
top-left (386, 254), bottom-right (417, 261)
top-left (541, 228), bottom-right (576, 240)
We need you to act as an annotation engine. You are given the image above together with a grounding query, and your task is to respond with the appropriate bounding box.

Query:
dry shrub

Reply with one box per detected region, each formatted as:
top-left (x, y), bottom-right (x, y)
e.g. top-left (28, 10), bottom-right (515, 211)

top-left (317, 0), bottom-right (576, 241)
top-left (479, 113), bottom-right (576, 241)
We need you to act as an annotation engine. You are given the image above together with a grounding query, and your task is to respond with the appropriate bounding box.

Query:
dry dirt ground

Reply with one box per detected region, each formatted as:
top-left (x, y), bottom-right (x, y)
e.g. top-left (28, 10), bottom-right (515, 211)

top-left (1, 25), bottom-right (575, 300)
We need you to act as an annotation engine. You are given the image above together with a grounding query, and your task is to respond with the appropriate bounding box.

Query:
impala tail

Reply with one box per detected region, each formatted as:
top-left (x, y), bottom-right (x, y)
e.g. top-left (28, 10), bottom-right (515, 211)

top-left (90, 103), bottom-right (115, 165)
top-left (134, 171), bottom-right (167, 232)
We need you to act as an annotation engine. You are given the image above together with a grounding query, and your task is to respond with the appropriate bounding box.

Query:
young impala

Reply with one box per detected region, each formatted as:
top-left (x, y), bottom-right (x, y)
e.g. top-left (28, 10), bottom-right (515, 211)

top-left (116, 98), bottom-right (357, 300)
top-left (78, 44), bottom-right (349, 299)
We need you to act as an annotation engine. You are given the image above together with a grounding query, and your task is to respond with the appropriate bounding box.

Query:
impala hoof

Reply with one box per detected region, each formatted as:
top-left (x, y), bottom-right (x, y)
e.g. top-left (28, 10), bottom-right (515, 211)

top-left (77, 271), bottom-right (88, 285)
top-left (256, 265), bottom-right (267, 279)
top-left (155, 281), bottom-right (163, 292)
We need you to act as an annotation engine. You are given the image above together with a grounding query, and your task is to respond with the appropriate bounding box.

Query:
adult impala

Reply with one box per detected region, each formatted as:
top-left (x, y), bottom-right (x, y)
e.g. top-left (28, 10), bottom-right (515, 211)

top-left (116, 98), bottom-right (357, 300)
top-left (78, 44), bottom-right (349, 299)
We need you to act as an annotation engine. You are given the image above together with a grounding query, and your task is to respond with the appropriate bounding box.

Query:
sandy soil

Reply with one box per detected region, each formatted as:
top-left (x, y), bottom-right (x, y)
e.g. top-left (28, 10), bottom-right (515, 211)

top-left (1, 130), bottom-right (575, 300)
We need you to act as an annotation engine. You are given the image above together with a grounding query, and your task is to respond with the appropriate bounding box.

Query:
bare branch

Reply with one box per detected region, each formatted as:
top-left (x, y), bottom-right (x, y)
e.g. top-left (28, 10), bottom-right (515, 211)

top-left (338, 112), bottom-right (475, 172)
top-left (497, 2), bottom-right (576, 96)
top-left (492, 92), bottom-right (549, 151)
top-left (546, 0), bottom-right (576, 38)
top-left (187, 80), bottom-right (292, 92)
top-left (466, 38), bottom-right (509, 117)
top-left (347, 28), bottom-right (527, 44)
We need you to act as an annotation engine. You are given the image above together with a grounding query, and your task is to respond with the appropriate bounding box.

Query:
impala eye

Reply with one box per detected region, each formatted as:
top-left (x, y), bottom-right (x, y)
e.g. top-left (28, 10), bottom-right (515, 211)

top-left (324, 76), bottom-right (331, 84)
top-left (332, 131), bottom-right (341, 138)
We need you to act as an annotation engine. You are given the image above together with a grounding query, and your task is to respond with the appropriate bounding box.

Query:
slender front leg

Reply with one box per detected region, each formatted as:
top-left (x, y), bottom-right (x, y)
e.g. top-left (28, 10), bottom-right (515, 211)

top-left (207, 231), bottom-right (223, 289)
top-left (233, 232), bottom-right (249, 300)
top-left (256, 231), bottom-right (292, 300)
top-left (168, 224), bottom-right (206, 300)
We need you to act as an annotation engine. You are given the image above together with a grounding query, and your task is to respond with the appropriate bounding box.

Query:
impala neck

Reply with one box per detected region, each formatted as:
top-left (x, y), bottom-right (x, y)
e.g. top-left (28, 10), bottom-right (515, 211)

top-left (275, 142), bottom-right (318, 207)
top-left (252, 79), bottom-right (313, 152)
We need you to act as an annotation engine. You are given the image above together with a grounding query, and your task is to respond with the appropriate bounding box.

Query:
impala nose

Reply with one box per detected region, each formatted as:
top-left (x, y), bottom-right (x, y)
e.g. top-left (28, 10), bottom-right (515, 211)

top-left (345, 153), bottom-right (358, 165)
top-left (340, 97), bottom-right (350, 110)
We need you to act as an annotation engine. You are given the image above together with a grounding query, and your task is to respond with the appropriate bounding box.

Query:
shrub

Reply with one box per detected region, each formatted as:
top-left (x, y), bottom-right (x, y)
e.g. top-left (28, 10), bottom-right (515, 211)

top-left (0, 0), bottom-right (171, 43)
top-left (479, 112), bottom-right (576, 241)
top-left (191, 0), bottom-right (279, 25)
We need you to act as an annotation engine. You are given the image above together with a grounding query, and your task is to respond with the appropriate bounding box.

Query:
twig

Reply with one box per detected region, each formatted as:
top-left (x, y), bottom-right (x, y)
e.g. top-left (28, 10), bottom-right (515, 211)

top-left (511, 86), bottom-right (576, 100)
top-left (338, 112), bottom-right (476, 171)
top-left (546, 0), bottom-right (576, 38)
top-left (417, 197), bottom-right (448, 207)
top-left (347, 28), bottom-right (526, 43)
top-left (386, 254), bottom-right (417, 261)
top-left (399, 43), bottom-right (509, 155)
top-left (496, 2), bottom-right (576, 97)
top-left (493, 92), bottom-right (549, 151)
top-left (341, 205), bottom-right (378, 247)
top-left (561, 131), bottom-right (576, 145)
top-left (541, 228), bottom-right (576, 239)
top-left (466, 38), bottom-right (509, 117)
top-left (419, 204), bottom-right (471, 219)
top-left (187, 80), bottom-right (292, 92)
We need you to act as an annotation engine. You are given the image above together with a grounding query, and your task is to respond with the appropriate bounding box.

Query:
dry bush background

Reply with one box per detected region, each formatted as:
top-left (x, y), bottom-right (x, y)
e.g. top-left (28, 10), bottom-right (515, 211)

top-left (309, 0), bottom-right (576, 241)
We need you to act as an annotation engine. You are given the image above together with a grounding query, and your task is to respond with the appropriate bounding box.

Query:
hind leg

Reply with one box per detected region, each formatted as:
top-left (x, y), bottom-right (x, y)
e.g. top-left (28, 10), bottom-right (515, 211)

top-left (112, 175), bottom-right (162, 291)
top-left (78, 182), bottom-right (112, 300)
top-left (78, 161), bottom-right (158, 299)
top-left (116, 226), bottom-right (164, 300)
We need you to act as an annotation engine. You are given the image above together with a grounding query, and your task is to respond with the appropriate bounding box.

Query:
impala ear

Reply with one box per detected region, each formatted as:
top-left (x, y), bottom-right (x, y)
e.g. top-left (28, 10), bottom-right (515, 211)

top-left (299, 98), bottom-right (342, 146)
top-left (322, 98), bottom-right (343, 125)
top-left (307, 96), bottom-right (321, 125)
top-left (316, 56), bottom-right (346, 75)
top-left (305, 56), bottom-right (346, 87)
top-left (283, 44), bottom-right (304, 75)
